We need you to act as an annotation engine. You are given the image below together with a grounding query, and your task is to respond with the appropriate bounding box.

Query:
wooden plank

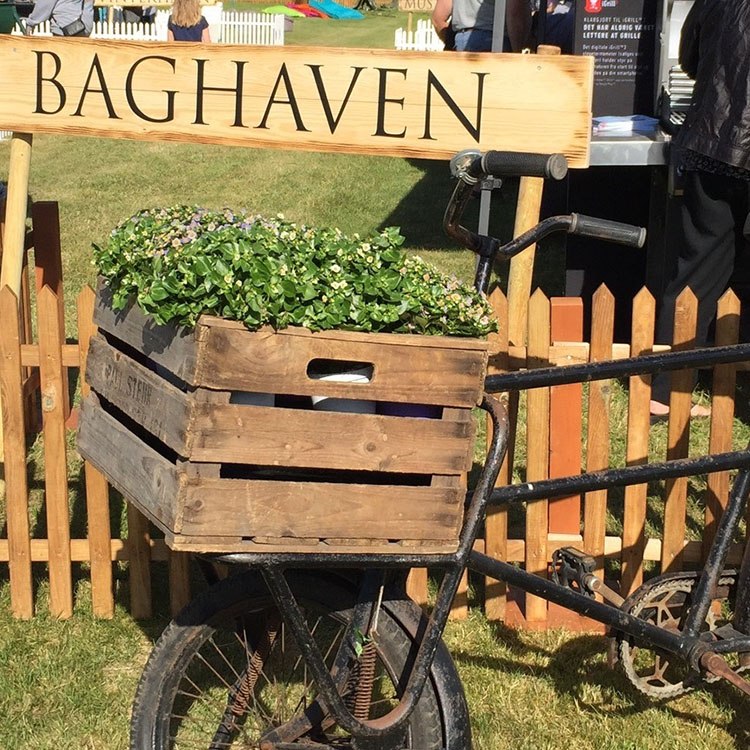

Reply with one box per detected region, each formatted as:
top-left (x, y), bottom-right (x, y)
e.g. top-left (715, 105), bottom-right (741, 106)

top-left (128, 504), bottom-right (153, 619)
top-left (78, 396), bottom-right (180, 531)
top-left (198, 324), bottom-right (488, 408)
top-left (548, 298), bottom-right (583, 535)
top-left (93, 283), bottom-right (200, 385)
top-left (583, 286), bottom-right (614, 581)
top-left (484, 288), bottom-right (511, 621)
top-left (181, 480), bottom-right (463, 541)
top-left (94, 289), bottom-right (488, 408)
top-left (620, 287), bottom-right (655, 596)
top-left (0, 39), bottom-right (593, 165)
top-left (192, 403), bottom-right (475, 473)
top-left (37, 286), bottom-right (72, 618)
top-left (0, 287), bottom-right (34, 618)
top-left (524, 289), bottom-right (550, 623)
top-left (406, 568), bottom-right (429, 608)
top-left (703, 290), bottom-right (740, 558)
top-left (86, 334), bottom-right (193, 455)
top-left (506, 45), bottom-right (562, 347)
top-left (1, 533), bottom-right (740, 566)
top-left (77, 287), bottom-right (114, 618)
top-left (0, 134), bottom-right (33, 462)
top-left (168, 551), bottom-right (191, 616)
top-left (32, 201), bottom-right (70, 421)
top-left (661, 288), bottom-right (698, 574)
top-left (0, 133), bottom-right (32, 296)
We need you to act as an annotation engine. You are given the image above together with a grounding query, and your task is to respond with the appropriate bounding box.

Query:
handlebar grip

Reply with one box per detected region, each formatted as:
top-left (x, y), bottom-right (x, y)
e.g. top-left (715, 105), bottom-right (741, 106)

top-left (569, 213), bottom-right (647, 248)
top-left (480, 151), bottom-right (568, 181)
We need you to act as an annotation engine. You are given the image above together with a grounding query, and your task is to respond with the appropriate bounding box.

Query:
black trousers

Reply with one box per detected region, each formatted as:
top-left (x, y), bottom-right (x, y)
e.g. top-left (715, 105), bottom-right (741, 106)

top-left (651, 169), bottom-right (750, 405)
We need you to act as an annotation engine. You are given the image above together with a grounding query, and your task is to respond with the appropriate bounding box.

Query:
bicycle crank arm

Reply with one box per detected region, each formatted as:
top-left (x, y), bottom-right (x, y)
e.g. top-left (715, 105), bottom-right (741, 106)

top-left (701, 652), bottom-right (750, 697)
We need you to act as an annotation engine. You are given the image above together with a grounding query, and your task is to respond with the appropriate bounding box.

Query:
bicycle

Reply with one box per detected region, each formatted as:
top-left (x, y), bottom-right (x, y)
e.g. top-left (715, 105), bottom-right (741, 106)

top-left (129, 150), bottom-right (750, 750)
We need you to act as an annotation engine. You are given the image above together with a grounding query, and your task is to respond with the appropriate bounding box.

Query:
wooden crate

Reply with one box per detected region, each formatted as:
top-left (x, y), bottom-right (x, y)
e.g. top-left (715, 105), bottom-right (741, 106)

top-left (78, 284), bottom-right (488, 554)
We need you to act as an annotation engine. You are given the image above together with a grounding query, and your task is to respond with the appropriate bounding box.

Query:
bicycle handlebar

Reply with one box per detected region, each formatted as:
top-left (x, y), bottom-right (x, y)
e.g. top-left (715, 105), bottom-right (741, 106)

top-left (570, 213), bottom-right (646, 249)
top-left (452, 149), bottom-right (569, 182)
top-left (444, 149), bottom-right (647, 293)
top-left (479, 151), bottom-right (569, 181)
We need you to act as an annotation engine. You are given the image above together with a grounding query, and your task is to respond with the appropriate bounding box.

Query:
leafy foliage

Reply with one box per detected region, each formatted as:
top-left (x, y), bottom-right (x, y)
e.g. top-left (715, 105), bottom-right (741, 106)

top-left (93, 206), bottom-right (496, 337)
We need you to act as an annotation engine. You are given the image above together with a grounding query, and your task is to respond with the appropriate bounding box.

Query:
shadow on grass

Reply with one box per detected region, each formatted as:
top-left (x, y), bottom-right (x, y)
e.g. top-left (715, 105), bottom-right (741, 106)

top-left (452, 621), bottom-right (750, 746)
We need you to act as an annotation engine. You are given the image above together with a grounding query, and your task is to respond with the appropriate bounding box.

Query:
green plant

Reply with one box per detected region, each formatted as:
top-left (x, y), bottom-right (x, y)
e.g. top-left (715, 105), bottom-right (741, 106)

top-left (93, 205), bottom-right (496, 337)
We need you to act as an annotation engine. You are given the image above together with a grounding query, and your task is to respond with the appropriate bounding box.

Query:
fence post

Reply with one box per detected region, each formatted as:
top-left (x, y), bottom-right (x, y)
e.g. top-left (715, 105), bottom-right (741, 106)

top-left (524, 289), bottom-right (550, 624)
top-left (484, 288), bottom-right (511, 621)
top-left (548, 298), bottom-right (583, 536)
top-left (583, 285), bottom-right (614, 581)
top-left (661, 287), bottom-right (698, 574)
top-left (0, 287), bottom-right (33, 618)
top-left (620, 287), bottom-right (655, 596)
top-left (703, 290), bottom-right (740, 558)
top-left (37, 285), bottom-right (73, 618)
top-left (32, 202), bottom-right (70, 422)
top-left (77, 286), bottom-right (114, 618)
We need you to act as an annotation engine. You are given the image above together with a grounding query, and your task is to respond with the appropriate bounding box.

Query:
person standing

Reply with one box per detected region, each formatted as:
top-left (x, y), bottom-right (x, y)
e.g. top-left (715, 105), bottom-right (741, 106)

top-left (167, 0), bottom-right (211, 42)
top-left (24, 0), bottom-right (94, 36)
top-left (650, 0), bottom-right (750, 416)
top-left (432, 0), bottom-right (532, 52)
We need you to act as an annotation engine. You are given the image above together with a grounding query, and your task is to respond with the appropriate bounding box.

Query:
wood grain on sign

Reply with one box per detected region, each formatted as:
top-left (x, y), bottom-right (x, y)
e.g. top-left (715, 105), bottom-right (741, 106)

top-left (0, 37), bottom-right (593, 165)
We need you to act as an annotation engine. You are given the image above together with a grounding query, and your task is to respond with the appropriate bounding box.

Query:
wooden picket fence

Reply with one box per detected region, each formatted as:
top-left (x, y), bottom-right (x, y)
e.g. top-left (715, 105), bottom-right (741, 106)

top-left (12, 10), bottom-right (286, 46)
top-left (0, 206), bottom-right (747, 624)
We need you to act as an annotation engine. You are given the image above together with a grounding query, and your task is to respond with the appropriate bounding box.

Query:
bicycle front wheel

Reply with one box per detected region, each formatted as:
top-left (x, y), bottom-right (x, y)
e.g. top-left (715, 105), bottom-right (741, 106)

top-left (130, 570), bottom-right (470, 749)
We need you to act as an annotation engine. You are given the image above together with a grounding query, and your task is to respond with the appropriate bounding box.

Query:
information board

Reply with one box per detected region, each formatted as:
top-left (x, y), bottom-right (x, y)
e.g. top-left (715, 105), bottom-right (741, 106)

top-left (574, 0), bottom-right (660, 117)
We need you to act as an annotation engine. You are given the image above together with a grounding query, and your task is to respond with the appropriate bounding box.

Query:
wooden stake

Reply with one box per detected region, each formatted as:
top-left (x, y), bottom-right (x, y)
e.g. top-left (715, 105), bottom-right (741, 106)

top-left (506, 46), bottom-right (561, 347)
top-left (583, 286), bottom-right (614, 581)
top-left (77, 286), bottom-right (114, 618)
top-left (620, 287), bottom-right (655, 596)
top-left (525, 289), bottom-right (550, 623)
top-left (661, 288), bottom-right (698, 574)
top-left (1, 133), bottom-right (32, 296)
top-left (0, 287), bottom-right (33, 618)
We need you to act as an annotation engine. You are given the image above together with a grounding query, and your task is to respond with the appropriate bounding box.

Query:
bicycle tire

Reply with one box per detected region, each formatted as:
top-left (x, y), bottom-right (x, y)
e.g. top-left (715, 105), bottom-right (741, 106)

top-left (130, 570), bottom-right (471, 749)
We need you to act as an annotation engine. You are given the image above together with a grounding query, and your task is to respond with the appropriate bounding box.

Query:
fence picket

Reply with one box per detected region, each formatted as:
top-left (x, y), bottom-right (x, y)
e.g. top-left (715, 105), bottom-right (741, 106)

top-left (485, 288), bottom-right (511, 621)
top-left (0, 288), bottom-right (33, 618)
top-left (583, 286), bottom-right (614, 581)
top-left (128, 506), bottom-right (153, 619)
top-left (661, 288), bottom-right (699, 573)
top-left (168, 551), bottom-right (192, 616)
top-left (525, 289), bottom-right (551, 623)
top-left (620, 287), bottom-right (655, 596)
top-left (77, 286), bottom-right (114, 618)
top-left (703, 290), bottom-right (740, 557)
top-left (37, 286), bottom-right (73, 618)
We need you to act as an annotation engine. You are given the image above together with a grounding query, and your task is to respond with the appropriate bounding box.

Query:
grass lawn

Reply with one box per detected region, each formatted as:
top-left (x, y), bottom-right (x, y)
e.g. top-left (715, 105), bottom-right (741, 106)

top-left (1, 8), bottom-right (749, 750)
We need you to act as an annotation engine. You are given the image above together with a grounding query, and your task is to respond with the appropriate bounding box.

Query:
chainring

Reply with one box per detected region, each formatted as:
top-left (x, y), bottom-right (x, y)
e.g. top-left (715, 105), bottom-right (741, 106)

top-left (616, 571), bottom-right (736, 699)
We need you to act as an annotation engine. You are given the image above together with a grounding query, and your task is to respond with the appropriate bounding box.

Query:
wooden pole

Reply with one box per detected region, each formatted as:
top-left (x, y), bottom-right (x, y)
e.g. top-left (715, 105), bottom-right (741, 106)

top-left (1, 133), bottom-right (32, 295)
top-left (506, 46), bottom-right (561, 347)
top-left (0, 133), bottom-right (33, 463)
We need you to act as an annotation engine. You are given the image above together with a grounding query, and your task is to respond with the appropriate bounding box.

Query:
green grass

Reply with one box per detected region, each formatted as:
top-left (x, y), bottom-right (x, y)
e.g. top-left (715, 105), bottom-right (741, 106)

top-left (1, 8), bottom-right (750, 750)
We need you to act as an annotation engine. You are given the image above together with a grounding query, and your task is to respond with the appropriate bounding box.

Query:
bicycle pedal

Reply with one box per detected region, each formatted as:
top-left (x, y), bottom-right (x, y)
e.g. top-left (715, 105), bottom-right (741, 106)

top-left (551, 547), bottom-right (597, 597)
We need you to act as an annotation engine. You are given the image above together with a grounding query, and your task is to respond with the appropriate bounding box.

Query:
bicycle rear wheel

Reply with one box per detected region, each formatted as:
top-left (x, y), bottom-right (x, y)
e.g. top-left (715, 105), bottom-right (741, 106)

top-left (131, 570), bottom-right (470, 749)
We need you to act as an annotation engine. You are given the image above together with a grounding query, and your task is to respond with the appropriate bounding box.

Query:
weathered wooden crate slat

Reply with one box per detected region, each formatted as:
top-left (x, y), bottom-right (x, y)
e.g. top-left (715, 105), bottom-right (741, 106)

top-left (93, 283), bottom-right (487, 407)
top-left (80, 283), bottom-right (488, 554)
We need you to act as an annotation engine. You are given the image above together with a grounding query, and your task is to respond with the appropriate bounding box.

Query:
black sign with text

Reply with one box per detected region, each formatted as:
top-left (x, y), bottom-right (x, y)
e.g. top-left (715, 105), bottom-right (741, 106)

top-left (574, 0), bottom-right (660, 117)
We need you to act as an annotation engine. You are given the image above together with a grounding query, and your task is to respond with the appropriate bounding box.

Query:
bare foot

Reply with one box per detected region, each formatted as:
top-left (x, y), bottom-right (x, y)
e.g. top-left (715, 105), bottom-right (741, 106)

top-left (649, 400), bottom-right (711, 418)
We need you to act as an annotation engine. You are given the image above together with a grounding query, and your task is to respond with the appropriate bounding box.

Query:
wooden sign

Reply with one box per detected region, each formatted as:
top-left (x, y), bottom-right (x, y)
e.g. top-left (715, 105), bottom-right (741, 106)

top-left (398, 0), bottom-right (437, 12)
top-left (0, 36), bottom-right (593, 165)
